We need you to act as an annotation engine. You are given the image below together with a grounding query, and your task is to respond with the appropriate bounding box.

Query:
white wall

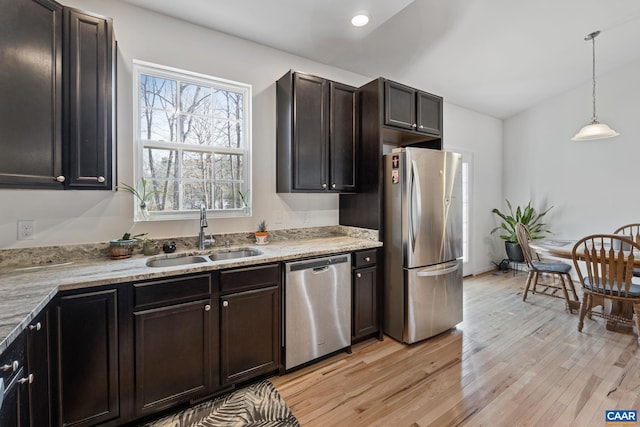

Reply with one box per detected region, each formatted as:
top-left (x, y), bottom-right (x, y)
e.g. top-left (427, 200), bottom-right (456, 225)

top-left (503, 58), bottom-right (640, 240)
top-left (444, 104), bottom-right (503, 274)
top-left (0, 0), bottom-right (503, 272)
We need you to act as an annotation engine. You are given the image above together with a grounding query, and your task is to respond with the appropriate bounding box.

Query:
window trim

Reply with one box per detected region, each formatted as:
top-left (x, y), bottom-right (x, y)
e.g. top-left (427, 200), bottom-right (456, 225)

top-left (132, 60), bottom-right (252, 221)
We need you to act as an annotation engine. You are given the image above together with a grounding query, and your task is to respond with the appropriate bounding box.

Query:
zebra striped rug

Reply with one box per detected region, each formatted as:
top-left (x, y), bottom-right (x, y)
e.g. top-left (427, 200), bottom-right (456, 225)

top-left (143, 380), bottom-right (299, 427)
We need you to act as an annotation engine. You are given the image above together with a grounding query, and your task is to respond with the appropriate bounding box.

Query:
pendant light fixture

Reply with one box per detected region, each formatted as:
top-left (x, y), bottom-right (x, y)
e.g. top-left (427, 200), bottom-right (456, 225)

top-left (571, 30), bottom-right (619, 141)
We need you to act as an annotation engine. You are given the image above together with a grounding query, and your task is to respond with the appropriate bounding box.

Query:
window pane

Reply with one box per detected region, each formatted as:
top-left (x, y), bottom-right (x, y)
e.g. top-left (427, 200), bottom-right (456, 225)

top-left (213, 182), bottom-right (243, 210)
top-left (182, 151), bottom-right (213, 181)
top-left (183, 181), bottom-right (212, 210)
top-left (180, 83), bottom-right (211, 115)
top-left (139, 75), bottom-right (176, 110)
top-left (143, 148), bottom-right (178, 180)
top-left (146, 179), bottom-right (178, 211)
top-left (180, 114), bottom-right (212, 145)
top-left (141, 109), bottom-right (177, 141)
top-left (213, 119), bottom-right (243, 148)
top-left (214, 90), bottom-right (243, 120)
top-left (214, 154), bottom-right (243, 181)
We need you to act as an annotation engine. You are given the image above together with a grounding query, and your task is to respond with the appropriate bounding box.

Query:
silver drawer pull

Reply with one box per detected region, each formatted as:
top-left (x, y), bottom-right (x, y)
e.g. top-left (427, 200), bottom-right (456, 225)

top-left (357, 273), bottom-right (362, 278)
top-left (321, 183), bottom-right (327, 189)
top-left (222, 301), bottom-right (229, 307)
top-left (97, 176), bottom-right (105, 183)
top-left (364, 257), bottom-right (371, 262)
top-left (55, 175), bottom-right (66, 182)
top-left (204, 304), bottom-right (211, 311)
top-left (18, 374), bottom-right (34, 385)
top-left (1, 361), bottom-right (18, 372)
top-left (29, 322), bottom-right (42, 331)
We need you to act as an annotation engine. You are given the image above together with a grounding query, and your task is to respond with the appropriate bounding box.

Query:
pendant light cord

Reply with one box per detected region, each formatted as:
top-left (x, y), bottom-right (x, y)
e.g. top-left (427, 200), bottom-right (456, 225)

top-left (591, 35), bottom-right (598, 123)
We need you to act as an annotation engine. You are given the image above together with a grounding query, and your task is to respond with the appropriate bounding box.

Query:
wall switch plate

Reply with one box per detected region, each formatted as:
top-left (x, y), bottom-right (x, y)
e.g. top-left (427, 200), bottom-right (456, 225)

top-left (273, 210), bottom-right (283, 225)
top-left (18, 220), bottom-right (36, 240)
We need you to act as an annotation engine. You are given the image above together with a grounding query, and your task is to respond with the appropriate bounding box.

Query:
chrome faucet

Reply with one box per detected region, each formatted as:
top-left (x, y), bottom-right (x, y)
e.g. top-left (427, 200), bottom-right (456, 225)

top-left (198, 204), bottom-right (215, 250)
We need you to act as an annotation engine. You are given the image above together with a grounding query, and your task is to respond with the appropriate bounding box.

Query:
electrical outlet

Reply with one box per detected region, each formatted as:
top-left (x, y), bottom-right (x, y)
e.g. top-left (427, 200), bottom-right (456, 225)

top-left (17, 220), bottom-right (36, 240)
top-left (273, 210), bottom-right (283, 225)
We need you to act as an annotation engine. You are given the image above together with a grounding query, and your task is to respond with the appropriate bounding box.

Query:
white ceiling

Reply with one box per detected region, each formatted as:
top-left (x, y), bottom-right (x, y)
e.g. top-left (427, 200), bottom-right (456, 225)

top-left (120, 0), bottom-right (640, 119)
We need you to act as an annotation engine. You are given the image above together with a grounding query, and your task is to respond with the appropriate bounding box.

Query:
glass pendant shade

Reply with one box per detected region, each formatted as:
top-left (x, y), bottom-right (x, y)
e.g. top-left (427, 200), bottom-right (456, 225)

top-left (572, 30), bottom-right (619, 141)
top-left (572, 121), bottom-right (620, 141)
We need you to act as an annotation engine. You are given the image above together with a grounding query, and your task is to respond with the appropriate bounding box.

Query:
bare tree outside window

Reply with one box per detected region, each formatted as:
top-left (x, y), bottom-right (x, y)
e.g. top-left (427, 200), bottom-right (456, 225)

top-left (134, 62), bottom-right (251, 220)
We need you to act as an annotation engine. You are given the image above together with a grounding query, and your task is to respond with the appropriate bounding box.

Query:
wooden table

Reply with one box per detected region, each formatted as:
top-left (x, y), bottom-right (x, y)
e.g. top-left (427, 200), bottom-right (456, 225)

top-left (529, 239), bottom-right (636, 330)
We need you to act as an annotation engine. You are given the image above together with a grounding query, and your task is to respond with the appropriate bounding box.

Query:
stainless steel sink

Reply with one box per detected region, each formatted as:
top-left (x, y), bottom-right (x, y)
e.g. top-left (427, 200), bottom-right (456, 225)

top-left (146, 255), bottom-right (208, 268)
top-left (208, 248), bottom-right (262, 261)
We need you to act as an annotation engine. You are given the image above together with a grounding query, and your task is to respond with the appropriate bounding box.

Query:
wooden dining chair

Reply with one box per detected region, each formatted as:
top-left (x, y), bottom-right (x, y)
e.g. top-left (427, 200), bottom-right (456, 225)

top-left (613, 223), bottom-right (640, 276)
top-left (572, 234), bottom-right (640, 341)
top-left (515, 223), bottom-right (580, 313)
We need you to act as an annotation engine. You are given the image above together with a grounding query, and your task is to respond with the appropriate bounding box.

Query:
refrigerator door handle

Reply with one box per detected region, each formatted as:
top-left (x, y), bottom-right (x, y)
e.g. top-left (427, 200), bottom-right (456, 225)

top-left (409, 160), bottom-right (422, 253)
top-left (415, 261), bottom-right (460, 277)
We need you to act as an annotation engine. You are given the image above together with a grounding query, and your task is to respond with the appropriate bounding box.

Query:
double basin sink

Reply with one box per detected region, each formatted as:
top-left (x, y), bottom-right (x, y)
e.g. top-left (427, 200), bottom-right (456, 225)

top-left (146, 248), bottom-right (262, 268)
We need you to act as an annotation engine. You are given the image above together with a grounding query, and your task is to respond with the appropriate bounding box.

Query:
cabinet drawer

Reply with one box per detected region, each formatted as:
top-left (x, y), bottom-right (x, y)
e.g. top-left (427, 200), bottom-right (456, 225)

top-left (134, 274), bottom-right (212, 309)
top-left (220, 264), bottom-right (280, 294)
top-left (354, 249), bottom-right (377, 268)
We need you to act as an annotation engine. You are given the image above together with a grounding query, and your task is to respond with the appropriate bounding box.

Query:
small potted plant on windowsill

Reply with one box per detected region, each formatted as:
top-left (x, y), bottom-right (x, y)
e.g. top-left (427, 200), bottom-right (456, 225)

top-left (109, 232), bottom-right (147, 259)
top-left (255, 220), bottom-right (268, 245)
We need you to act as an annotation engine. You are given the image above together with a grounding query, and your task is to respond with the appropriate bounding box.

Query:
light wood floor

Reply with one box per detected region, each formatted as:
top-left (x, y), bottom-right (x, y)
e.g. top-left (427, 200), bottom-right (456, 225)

top-left (270, 271), bottom-right (640, 427)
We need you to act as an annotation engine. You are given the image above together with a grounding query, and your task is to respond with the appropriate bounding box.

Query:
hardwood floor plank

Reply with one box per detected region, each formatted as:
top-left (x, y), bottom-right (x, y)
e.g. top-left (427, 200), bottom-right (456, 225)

top-left (272, 271), bottom-right (639, 426)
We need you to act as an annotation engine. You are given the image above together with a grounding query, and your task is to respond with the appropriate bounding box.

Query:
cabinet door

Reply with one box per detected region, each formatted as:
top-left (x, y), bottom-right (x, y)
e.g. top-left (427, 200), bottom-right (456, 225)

top-left (52, 289), bottom-right (119, 427)
top-left (329, 82), bottom-right (356, 192)
top-left (0, 367), bottom-right (30, 427)
top-left (134, 300), bottom-right (212, 416)
top-left (352, 266), bottom-right (378, 340)
top-left (220, 286), bottom-right (280, 385)
top-left (416, 91), bottom-right (443, 137)
top-left (63, 8), bottom-right (114, 189)
top-left (0, 0), bottom-right (63, 188)
top-left (384, 80), bottom-right (415, 130)
top-left (293, 73), bottom-right (328, 191)
top-left (26, 311), bottom-right (51, 427)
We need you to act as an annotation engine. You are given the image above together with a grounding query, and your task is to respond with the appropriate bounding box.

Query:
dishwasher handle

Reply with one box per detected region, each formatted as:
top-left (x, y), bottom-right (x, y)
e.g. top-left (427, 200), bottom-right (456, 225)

top-left (288, 255), bottom-right (349, 272)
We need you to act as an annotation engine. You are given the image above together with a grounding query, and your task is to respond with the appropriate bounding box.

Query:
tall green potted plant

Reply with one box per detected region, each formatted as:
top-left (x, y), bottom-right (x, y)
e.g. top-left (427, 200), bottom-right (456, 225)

top-left (491, 200), bottom-right (553, 262)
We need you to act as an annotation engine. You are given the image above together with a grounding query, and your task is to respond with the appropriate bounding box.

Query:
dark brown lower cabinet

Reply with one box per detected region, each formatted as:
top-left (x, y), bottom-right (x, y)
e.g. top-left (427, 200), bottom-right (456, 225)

top-left (27, 310), bottom-right (51, 427)
top-left (130, 273), bottom-right (216, 419)
top-left (52, 289), bottom-right (119, 427)
top-left (352, 249), bottom-right (382, 342)
top-left (219, 264), bottom-right (281, 386)
top-left (0, 333), bottom-right (29, 427)
top-left (220, 286), bottom-right (280, 385)
top-left (134, 299), bottom-right (212, 416)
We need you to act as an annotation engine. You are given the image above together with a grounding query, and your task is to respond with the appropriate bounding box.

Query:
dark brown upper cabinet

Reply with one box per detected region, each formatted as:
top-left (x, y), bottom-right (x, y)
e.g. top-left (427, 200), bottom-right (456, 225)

top-left (276, 70), bottom-right (356, 193)
top-left (63, 7), bottom-right (115, 190)
top-left (0, 0), bottom-right (63, 188)
top-left (385, 80), bottom-right (443, 138)
top-left (0, 0), bottom-right (115, 190)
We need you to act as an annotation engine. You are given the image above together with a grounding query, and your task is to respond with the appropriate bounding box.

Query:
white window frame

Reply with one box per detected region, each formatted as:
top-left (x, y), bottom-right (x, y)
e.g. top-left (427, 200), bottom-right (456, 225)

top-left (132, 60), bottom-right (252, 221)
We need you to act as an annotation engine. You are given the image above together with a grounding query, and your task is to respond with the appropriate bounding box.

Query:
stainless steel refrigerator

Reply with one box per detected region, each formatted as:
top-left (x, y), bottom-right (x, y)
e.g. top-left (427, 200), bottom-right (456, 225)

top-left (383, 147), bottom-right (463, 344)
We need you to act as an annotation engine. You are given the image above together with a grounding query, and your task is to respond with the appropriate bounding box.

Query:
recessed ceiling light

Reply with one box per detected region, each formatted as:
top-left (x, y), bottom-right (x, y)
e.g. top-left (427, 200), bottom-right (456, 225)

top-left (351, 11), bottom-right (370, 27)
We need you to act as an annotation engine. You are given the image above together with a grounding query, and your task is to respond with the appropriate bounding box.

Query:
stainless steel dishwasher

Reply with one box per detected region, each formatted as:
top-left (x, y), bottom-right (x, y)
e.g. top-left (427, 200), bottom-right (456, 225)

top-left (284, 254), bottom-right (351, 370)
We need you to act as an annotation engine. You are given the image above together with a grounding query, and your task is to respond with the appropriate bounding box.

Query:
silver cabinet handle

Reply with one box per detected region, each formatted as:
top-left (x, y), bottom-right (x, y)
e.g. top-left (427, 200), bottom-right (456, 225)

top-left (29, 322), bottom-right (41, 331)
top-left (419, 125), bottom-right (424, 129)
top-left (331, 183), bottom-right (336, 189)
top-left (55, 176), bottom-right (65, 182)
top-left (18, 374), bottom-right (34, 385)
top-left (412, 123), bottom-right (417, 128)
top-left (321, 183), bottom-right (327, 189)
top-left (1, 361), bottom-right (19, 372)
top-left (364, 256), bottom-right (371, 262)
top-left (97, 176), bottom-right (105, 183)
top-left (356, 273), bottom-right (362, 278)
top-left (204, 304), bottom-right (211, 311)
top-left (222, 301), bottom-right (228, 307)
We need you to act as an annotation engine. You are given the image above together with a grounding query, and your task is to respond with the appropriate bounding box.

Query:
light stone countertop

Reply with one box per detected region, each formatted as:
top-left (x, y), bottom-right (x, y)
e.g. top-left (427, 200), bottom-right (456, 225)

top-left (0, 234), bottom-right (382, 354)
